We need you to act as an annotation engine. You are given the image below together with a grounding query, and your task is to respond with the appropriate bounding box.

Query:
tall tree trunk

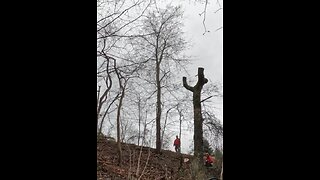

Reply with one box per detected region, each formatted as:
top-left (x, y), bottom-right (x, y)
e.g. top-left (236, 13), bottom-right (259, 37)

top-left (143, 109), bottom-right (148, 145)
top-left (193, 88), bottom-right (204, 161)
top-left (115, 66), bottom-right (128, 166)
top-left (138, 97), bottom-right (141, 146)
top-left (116, 88), bottom-right (125, 166)
top-left (98, 93), bottom-right (120, 135)
top-left (178, 108), bottom-right (183, 167)
top-left (179, 111), bottom-right (182, 154)
top-left (116, 82), bottom-right (127, 166)
top-left (183, 67), bottom-right (208, 178)
top-left (97, 59), bottom-right (112, 134)
top-left (155, 61), bottom-right (162, 154)
top-left (97, 95), bottom-right (104, 133)
top-left (161, 106), bottom-right (174, 148)
top-left (97, 86), bottom-right (101, 133)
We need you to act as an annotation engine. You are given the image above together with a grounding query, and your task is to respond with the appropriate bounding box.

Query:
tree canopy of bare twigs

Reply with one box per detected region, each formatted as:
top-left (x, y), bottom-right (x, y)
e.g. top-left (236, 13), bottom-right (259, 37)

top-left (132, 4), bottom-right (190, 154)
top-left (97, 2), bottom-right (223, 173)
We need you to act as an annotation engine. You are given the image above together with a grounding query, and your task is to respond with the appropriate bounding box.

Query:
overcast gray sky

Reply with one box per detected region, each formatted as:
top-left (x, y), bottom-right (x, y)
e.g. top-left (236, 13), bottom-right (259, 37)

top-left (157, 0), bottom-right (223, 83)
top-left (184, 1), bottom-right (222, 83)
top-left (157, 0), bottom-right (223, 153)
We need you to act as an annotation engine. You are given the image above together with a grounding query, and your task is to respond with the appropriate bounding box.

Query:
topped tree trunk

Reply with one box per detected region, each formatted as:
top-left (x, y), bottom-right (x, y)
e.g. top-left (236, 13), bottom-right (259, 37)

top-left (183, 67), bottom-right (208, 173)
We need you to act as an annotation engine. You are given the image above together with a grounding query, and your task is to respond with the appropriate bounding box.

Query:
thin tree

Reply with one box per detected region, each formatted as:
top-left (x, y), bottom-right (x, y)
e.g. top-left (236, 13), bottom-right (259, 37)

top-left (115, 66), bottom-right (130, 166)
top-left (136, 5), bottom-right (189, 154)
top-left (97, 56), bottom-right (115, 133)
top-left (97, 0), bottom-right (152, 135)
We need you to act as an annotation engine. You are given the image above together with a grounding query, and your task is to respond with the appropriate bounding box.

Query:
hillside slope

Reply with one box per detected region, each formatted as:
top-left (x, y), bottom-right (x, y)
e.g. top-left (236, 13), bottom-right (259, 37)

top-left (97, 137), bottom-right (220, 180)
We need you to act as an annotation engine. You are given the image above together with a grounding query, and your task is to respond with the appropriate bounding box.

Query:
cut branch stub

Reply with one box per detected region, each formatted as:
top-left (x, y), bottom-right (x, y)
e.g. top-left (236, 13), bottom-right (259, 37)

top-left (182, 77), bottom-right (194, 92)
top-left (196, 67), bottom-right (208, 87)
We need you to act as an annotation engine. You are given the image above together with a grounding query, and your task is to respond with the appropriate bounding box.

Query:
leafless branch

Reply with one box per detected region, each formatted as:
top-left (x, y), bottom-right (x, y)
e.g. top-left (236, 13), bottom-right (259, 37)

top-left (108, 0), bottom-right (152, 37)
top-left (97, 32), bottom-right (156, 40)
top-left (198, 0), bottom-right (209, 35)
top-left (215, 26), bottom-right (223, 32)
top-left (97, 1), bottom-right (141, 32)
top-left (183, 77), bottom-right (194, 92)
top-left (215, 7), bottom-right (222, 13)
top-left (201, 95), bottom-right (213, 103)
top-left (216, 0), bottom-right (222, 8)
top-left (99, 92), bottom-right (120, 133)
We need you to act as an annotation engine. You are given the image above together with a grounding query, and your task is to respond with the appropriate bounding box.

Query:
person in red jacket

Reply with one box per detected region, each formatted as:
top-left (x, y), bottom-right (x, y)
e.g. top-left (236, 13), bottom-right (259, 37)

top-left (173, 135), bottom-right (181, 153)
top-left (204, 153), bottom-right (216, 167)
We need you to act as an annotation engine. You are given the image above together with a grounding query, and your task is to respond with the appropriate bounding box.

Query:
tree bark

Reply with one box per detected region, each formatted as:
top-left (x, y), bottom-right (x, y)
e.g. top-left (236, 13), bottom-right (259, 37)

top-left (178, 108), bottom-right (183, 167)
top-left (115, 67), bottom-right (128, 167)
top-left (138, 97), bottom-right (141, 146)
top-left (98, 93), bottom-right (120, 134)
top-left (116, 86), bottom-right (125, 166)
top-left (97, 58), bottom-right (113, 134)
top-left (183, 67), bottom-right (208, 177)
top-left (155, 60), bottom-right (162, 154)
top-left (97, 86), bottom-right (101, 132)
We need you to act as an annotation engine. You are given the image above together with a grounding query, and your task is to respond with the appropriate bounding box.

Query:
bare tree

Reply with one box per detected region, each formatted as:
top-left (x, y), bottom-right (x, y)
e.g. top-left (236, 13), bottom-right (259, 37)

top-left (201, 82), bottom-right (223, 150)
top-left (137, 95), bottom-right (142, 146)
top-left (135, 5), bottom-right (189, 154)
top-left (97, 0), bottom-right (152, 135)
top-left (183, 67), bottom-right (208, 178)
top-left (97, 56), bottom-right (116, 133)
top-left (129, 89), bottom-right (148, 146)
top-left (161, 105), bottom-right (176, 148)
top-left (115, 64), bottom-right (132, 166)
